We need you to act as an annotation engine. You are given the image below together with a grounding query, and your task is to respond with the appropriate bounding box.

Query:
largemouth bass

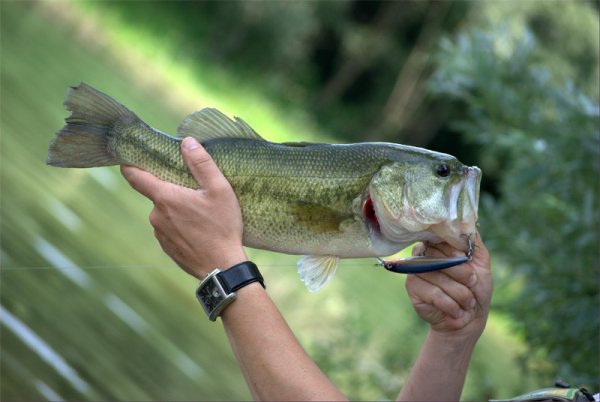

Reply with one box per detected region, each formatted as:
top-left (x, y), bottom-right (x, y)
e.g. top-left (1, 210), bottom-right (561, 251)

top-left (48, 83), bottom-right (481, 291)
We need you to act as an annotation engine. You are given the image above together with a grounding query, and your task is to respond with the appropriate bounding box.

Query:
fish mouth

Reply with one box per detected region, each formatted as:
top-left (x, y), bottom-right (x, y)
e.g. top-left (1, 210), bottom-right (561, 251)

top-left (447, 167), bottom-right (480, 221)
top-left (365, 189), bottom-right (433, 246)
top-left (366, 165), bottom-right (481, 251)
top-left (431, 166), bottom-right (481, 250)
top-left (363, 194), bottom-right (381, 237)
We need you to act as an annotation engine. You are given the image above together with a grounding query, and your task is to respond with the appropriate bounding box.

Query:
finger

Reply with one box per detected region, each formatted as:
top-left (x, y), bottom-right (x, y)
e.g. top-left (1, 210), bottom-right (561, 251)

top-left (412, 242), bottom-right (426, 256)
top-left (423, 242), bottom-right (478, 287)
top-left (408, 275), bottom-right (465, 320)
top-left (443, 265), bottom-right (477, 288)
top-left (416, 271), bottom-right (476, 311)
top-left (120, 165), bottom-right (164, 200)
top-left (412, 241), bottom-right (464, 258)
top-left (181, 137), bottom-right (227, 190)
top-left (470, 233), bottom-right (491, 271)
top-left (426, 242), bottom-right (464, 258)
top-left (467, 233), bottom-right (493, 306)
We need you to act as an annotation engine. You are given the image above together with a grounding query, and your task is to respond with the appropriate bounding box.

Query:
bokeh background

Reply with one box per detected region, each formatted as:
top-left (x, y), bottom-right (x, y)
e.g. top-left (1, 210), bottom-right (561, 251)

top-left (1, 1), bottom-right (598, 400)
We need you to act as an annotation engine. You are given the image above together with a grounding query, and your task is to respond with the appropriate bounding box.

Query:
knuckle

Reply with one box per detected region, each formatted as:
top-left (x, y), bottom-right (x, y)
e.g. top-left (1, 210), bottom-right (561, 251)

top-left (405, 275), bottom-right (417, 292)
top-left (125, 172), bottom-right (137, 187)
top-left (152, 191), bottom-right (167, 208)
top-left (449, 265), bottom-right (475, 285)
top-left (421, 281), bottom-right (443, 301)
top-left (433, 292), bottom-right (452, 311)
top-left (457, 287), bottom-right (474, 306)
top-left (190, 154), bottom-right (213, 171)
top-left (149, 209), bottom-right (161, 227)
top-left (431, 285), bottom-right (445, 300)
top-left (463, 266), bottom-right (476, 284)
top-left (412, 242), bottom-right (426, 256)
top-left (152, 187), bottom-right (176, 210)
top-left (210, 179), bottom-right (232, 195)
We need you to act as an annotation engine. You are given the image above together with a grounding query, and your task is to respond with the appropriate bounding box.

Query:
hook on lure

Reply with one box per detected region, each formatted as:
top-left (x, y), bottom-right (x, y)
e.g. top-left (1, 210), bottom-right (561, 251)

top-left (376, 236), bottom-right (474, 274)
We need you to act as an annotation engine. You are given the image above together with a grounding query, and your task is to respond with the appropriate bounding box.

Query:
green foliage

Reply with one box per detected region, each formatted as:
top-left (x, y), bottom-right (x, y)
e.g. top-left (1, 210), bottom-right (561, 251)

top-left (84, 0), bottom-right (472, 144)
top-left (429, 24), bottom-right (599, 384)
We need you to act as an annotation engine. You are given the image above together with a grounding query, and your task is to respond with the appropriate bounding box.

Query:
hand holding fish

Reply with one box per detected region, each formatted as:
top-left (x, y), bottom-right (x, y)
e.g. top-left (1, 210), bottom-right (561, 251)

top-left (120, 137), bottom-right (248, 279)
top-left (406, 235), bottom-right (492, 339)
top-left (397, 236), bottom-right (492, 401)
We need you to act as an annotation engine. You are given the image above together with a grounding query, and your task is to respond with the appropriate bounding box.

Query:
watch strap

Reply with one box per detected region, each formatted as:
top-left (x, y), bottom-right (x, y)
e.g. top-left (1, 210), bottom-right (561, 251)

top-left (217, 261), bottom-right (265, 294)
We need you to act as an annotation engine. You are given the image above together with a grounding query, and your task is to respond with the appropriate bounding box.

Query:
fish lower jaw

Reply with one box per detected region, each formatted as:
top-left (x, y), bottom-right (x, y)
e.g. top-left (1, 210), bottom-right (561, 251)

top-left (368, 239), bottom-right (413, 258)
top-left (366, 220), bottom-right (441, 257)
top-left (429, 221), bottom-right (477, 251)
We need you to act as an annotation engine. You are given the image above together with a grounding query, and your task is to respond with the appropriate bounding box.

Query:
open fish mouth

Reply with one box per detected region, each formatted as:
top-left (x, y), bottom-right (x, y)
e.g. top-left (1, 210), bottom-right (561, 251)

top-left (366, 187), bottom-right (440, 247)
top-left (363, 194), bottom-right (381, 237)
top-left (367, 164), bottom-right (482, 251)
top-left (452, 166), bottom-right (481, 229)
top-left (460, 166), bottom-right (481, 222)
top-left (447, 166), bottom-right (480, 221)
top-left (431, 166), bottom-right (481, 250)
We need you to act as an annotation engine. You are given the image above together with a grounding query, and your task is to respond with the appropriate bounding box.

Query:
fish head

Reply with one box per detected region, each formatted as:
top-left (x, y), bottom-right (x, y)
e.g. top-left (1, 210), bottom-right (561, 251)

top-left (367, 151), bottom-right (481, 251)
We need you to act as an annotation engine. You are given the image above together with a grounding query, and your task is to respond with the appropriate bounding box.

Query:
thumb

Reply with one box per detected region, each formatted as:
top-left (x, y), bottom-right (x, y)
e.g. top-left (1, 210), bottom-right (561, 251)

top-left (181, 137), bottom-right (226, 189)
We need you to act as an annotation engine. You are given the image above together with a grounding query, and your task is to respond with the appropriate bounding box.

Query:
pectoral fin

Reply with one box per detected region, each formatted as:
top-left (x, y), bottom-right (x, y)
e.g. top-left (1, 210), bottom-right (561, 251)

top-left (297, 255), bottom-right (340, 292)
top-left (291, 202), bottom-right (348, 233)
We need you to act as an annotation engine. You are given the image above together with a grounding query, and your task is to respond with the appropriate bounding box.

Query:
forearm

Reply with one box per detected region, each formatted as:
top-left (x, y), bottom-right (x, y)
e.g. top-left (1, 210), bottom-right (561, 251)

top-left (397, 330), bottom-right (477, 401)
top-left (221, 283), bottom-right (346, 401)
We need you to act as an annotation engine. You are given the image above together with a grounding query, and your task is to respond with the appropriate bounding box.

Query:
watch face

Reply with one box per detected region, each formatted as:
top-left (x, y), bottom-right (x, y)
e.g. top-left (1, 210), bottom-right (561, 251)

top-left (199, 278), bottom-right (225, 313)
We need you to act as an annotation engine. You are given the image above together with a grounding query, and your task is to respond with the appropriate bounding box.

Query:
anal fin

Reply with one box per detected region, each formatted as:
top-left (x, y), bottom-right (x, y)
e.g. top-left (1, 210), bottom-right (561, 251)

top-left (297, 255), bottom-right (339, 292)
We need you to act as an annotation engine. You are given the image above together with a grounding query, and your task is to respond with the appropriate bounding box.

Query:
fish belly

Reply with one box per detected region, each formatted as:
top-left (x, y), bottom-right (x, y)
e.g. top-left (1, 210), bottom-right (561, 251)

top-left (231, 172), bottom-right (374, 256)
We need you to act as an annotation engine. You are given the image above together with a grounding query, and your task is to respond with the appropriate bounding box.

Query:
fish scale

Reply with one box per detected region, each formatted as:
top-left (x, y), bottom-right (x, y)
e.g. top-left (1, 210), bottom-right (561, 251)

top-left (203, 140), bottom-right (383, 254)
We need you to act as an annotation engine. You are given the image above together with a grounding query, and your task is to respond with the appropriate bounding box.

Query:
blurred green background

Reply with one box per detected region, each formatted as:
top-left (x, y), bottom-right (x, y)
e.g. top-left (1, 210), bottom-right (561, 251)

top-left (1, 1), bottom-right (598, 400)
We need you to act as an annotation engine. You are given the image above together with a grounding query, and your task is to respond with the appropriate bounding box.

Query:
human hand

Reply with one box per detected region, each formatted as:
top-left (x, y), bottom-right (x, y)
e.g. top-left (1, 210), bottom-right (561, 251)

top-left (120, 137), bottom-right (247, 279)
top-left (405, 234), bottom-right (492, 342)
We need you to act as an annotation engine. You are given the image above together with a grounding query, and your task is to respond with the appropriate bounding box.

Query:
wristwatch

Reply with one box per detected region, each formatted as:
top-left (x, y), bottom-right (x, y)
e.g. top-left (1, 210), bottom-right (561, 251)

top-left (196, 261), bottom-right (265, 321)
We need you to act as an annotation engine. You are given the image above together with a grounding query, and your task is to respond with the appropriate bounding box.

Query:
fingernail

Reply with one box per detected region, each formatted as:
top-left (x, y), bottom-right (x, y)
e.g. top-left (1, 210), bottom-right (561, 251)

top-left (183, 137), bottom-right (200, 150)
top-left (470, 298), bottom-right (476, 309)
top-left (468, 274), bottom-right (477, 287)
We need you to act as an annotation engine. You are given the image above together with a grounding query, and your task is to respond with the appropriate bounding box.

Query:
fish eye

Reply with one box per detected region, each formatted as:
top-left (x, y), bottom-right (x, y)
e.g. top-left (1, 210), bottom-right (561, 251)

top-left (436, 164), bottom-right (451, 178)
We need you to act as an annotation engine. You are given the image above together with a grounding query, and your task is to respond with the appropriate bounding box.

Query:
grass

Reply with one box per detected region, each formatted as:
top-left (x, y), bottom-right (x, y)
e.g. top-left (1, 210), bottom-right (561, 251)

top-left (1, 1), bottom-right (543, 400)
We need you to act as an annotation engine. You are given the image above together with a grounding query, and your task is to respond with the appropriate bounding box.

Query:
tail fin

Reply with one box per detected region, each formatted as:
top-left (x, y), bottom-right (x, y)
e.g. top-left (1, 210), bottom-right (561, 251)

top-left (47, 83), bottom-right (138, 167)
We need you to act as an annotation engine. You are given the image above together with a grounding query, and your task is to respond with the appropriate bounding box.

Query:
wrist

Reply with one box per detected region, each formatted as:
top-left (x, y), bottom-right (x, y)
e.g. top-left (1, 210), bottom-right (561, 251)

top-left (427, 325), bottom-right (482, 351)
top-left (220, 281), bottom-right (266, 321)
top-left (216, 248), bottom-right (248, 272)
top-left (194, 247), bottom-right (248, 278)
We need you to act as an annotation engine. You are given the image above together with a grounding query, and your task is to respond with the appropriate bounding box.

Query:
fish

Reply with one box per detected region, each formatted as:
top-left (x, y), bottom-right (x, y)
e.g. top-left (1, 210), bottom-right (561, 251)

top-left (48, 83), bottom-right (482, 292)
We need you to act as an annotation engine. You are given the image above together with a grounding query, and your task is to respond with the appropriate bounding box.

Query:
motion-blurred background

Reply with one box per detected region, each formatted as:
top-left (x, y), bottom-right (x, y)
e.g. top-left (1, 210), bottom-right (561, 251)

top-left (1, 1), bottom-right (598, 400)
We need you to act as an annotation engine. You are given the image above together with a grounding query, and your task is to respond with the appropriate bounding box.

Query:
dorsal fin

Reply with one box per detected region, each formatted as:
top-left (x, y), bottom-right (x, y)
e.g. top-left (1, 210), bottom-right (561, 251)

top-left (176, 108), bottom-right (265, 142)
